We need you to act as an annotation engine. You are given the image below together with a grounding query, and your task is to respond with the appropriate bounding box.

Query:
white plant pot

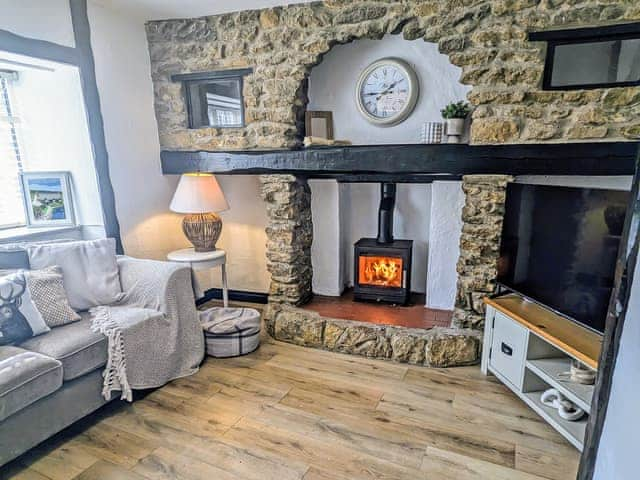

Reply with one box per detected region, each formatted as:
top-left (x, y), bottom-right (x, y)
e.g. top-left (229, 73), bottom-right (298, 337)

top-left (446, 118), bottom-right (465, 136)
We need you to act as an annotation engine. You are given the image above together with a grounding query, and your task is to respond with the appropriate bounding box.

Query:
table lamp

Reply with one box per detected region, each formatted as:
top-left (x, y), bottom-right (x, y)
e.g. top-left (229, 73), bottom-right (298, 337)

top-left (170, 173), bottom-right (229, 252)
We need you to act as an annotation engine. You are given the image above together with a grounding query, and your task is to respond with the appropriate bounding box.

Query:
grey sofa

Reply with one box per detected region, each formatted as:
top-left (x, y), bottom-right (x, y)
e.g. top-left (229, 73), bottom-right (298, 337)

top-left (0, 255), bottom-right (201, 466)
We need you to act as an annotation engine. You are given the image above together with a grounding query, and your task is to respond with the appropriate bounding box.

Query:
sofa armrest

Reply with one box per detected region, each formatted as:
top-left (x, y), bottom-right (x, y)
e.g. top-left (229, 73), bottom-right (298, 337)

top-left (117, 256), bottom-right (197, 319)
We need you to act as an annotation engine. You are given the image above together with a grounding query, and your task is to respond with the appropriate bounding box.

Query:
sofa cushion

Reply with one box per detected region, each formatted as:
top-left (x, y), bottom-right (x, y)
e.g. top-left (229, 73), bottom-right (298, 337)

top-left (0, 346), bottom-right (63, 421)
top-left (26, 266), bottom-right (81, 328)
top-left (0, 239), bottom-right (77, 270)
top-left (27, 238), bottom-right (124, 311)
top-left (19, 317), bottom-right (107, 381)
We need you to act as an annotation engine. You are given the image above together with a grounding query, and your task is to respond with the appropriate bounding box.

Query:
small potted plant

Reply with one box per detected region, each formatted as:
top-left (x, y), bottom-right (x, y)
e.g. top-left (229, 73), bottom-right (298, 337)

top-left (441, 101), bottom-right (471, 142)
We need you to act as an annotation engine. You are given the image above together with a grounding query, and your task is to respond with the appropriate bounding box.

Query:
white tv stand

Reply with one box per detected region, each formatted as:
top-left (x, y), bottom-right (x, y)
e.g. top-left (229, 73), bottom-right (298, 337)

top-left (481, 294), bottom-right (602, 451)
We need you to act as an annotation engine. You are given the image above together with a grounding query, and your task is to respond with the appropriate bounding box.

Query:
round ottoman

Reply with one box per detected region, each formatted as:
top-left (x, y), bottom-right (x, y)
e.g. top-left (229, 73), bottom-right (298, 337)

top-left (199, 307), bottom-right (261, 358)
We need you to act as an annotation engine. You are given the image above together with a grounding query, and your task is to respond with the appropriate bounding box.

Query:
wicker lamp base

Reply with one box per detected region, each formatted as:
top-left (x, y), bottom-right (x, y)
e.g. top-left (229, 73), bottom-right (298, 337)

top-left (182, 212), bottom-right (222, 252)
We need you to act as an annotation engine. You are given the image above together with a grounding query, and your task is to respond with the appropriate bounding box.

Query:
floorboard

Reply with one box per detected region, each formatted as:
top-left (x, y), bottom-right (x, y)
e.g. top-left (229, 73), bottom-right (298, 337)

top-left (2, 321), bottom-right (579, 480)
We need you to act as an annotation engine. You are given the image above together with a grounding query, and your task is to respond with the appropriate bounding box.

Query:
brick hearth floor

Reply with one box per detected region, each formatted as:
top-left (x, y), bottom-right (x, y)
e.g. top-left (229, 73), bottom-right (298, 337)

top-left (303, 289), bottom-right (453, 329)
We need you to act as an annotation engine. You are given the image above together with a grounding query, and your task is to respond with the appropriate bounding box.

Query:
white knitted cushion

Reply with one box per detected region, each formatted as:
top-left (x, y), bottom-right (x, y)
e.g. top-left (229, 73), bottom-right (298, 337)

top-left (26, 266), bottom-right (80, 328)
top-left (200, 307), bottom-right (261, 358)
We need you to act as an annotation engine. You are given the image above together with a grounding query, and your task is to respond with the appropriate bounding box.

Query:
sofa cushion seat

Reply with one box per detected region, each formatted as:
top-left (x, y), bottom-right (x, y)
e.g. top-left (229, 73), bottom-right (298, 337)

top-left (20, 317), bottom-right (107, 381)
top-left (0, 346), bottom-right (63, 421)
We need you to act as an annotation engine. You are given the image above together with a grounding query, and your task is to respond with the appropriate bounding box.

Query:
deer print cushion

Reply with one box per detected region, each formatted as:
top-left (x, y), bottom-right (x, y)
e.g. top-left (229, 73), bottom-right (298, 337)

top-left (0, 272), bottom-right (50, 346)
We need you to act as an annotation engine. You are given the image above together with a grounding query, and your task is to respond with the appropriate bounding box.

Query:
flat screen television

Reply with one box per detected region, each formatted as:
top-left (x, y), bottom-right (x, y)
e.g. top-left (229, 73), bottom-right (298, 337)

top-left (497, 183), bottom-right (629, 334)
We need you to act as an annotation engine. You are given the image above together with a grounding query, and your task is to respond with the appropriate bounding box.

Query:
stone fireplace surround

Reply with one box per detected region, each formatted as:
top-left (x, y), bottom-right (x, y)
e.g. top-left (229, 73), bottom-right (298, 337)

top-left (146, 1), bottom-right (640, 366)
top-left (259, 173), bottom-right (511, 367)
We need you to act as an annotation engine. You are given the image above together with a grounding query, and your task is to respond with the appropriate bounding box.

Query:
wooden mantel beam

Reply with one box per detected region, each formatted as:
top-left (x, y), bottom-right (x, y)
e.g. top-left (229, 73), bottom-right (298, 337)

top-left (161, 142), bottom-right (639, 178)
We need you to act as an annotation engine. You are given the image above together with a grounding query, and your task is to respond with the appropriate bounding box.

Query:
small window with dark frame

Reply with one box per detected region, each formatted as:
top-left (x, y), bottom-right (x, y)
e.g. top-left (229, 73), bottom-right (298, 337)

top-left (172, 68), bottom-right (252, 129)
top-left (530, 23), bottom-right (640, 90)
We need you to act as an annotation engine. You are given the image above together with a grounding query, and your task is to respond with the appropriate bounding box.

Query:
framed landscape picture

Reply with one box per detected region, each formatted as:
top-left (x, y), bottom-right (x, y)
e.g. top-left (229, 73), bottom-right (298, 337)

top-left (20, 172), bottom-right (75, 227)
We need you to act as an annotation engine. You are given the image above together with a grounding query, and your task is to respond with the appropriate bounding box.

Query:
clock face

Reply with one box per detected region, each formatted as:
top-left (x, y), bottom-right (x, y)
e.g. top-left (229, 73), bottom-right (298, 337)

top-left (356, 58), bottom-right (419, 126)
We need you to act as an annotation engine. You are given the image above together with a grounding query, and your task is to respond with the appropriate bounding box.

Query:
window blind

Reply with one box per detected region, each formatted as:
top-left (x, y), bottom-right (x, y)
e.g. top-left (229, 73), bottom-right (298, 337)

top-left (0, 72), bottom-right (26, 228)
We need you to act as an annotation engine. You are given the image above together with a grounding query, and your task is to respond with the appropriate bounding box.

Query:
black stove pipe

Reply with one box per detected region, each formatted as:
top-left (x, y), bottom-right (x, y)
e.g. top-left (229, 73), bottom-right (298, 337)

top-left (376, 182), bottom-right (396, 244)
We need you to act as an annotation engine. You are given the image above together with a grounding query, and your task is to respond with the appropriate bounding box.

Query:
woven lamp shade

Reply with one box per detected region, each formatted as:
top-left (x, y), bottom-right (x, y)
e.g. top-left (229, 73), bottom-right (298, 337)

top-left (170, 173), bottom-right (229, 252)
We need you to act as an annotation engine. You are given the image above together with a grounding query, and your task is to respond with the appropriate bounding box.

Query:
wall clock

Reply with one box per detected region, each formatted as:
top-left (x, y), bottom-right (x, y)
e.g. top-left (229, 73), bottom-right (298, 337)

top-left (355, 57), bottom-right (419, 127)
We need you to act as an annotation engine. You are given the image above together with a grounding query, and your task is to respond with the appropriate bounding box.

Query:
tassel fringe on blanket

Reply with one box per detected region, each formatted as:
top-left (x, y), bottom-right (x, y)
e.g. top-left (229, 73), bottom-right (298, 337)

top-left (89, 306), bottom-right (133, 401)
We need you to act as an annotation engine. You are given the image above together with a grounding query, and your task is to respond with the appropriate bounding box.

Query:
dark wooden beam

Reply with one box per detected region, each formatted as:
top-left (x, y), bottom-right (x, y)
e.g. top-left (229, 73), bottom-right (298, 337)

top-left (578, 150), bottom-right (640, 479)
top-left (171, 68), bottom-right (253, 83)
top-left (0, 28), bottom-right (79, 66)
top-left (161, 142), bottom-right (639, 177)
top-left (529, 22), bottom-right (640, 42)
top-left (70, 0), bottom-right (123, 254)
top-left (334, 174), bottom-right (461, 183)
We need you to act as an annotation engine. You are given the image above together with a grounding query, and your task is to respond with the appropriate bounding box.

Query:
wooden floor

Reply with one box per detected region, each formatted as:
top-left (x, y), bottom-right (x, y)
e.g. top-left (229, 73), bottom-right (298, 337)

top-left (304, 289), bottom-right (452, 329)
top-left (2, 333), bottom-right (579, 480)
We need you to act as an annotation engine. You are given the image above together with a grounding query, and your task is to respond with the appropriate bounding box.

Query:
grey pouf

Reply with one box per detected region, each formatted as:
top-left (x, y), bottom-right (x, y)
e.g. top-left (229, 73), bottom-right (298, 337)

top-left (200, 307), bottom-right (261, 358)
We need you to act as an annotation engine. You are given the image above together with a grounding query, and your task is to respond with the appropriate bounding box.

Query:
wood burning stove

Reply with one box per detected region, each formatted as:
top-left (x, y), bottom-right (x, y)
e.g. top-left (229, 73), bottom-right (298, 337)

top-left (354, 183), bottom-right (413, 305)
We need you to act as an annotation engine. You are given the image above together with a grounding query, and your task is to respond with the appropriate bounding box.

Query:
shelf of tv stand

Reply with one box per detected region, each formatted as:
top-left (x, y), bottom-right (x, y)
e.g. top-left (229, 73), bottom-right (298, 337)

top-left (482, 293), bottom-right (602, 450)
top-left (484, 294), bottom-right (602, 369)
top-left (526, 357), bottom-right (594, 413)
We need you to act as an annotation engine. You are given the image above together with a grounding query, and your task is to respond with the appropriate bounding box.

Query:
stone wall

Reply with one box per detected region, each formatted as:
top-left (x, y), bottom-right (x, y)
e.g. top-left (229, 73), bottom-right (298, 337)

top-left (453, 175), bottom-right (513, 329)
top-left (145, 2), bottom-right (640, 338)
top-left (260, 175), bottom-right (313, 305)
top-left (146, 1), bottom-right (640, 150)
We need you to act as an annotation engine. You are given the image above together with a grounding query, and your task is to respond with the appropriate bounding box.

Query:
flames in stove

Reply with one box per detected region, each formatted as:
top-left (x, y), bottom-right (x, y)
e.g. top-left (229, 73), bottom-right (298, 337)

top-left (358, 255), bottom-right (403, 288)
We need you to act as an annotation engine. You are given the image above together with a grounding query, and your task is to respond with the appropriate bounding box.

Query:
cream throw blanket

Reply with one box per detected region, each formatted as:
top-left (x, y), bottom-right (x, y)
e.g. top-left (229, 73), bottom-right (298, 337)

top-left (89, 258), bottom-right (204, 401)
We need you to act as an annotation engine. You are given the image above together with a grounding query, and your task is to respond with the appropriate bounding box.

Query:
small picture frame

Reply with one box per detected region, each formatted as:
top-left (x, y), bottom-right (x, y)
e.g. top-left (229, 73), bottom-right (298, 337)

top-left (20, 172), bottom-right (75, 227)
top-left (305, 111), bottom-right (334, 139)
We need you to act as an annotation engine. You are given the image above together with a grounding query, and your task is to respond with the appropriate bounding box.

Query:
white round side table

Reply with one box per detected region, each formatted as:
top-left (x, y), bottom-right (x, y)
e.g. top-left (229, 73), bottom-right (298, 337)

top-left (167, 248), bottom-right (229, 307)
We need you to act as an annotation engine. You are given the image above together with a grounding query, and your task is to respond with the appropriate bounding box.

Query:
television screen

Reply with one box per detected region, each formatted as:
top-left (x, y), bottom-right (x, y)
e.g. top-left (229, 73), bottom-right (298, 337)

top-left (497, 183), bottom-right (629, 334)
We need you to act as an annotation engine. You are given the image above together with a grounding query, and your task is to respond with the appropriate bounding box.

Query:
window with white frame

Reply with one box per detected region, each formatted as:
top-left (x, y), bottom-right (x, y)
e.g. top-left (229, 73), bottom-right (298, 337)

top-left (0, 56), bottom-right (107, 235)
top-left (0, 71), bottom-right (26, 229)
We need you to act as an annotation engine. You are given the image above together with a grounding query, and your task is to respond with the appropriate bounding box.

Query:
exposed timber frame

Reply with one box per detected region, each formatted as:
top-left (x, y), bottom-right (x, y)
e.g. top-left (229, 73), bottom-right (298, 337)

top-left (161, 142), bottom-right (639, 178)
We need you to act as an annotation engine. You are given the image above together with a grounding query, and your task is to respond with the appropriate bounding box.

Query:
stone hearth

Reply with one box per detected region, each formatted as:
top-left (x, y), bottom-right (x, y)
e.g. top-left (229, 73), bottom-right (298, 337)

top-left (264, 303), bottom-right (481, 368)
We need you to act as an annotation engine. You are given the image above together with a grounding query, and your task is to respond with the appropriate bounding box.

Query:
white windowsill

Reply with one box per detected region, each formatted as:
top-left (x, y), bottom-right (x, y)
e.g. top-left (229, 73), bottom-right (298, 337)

top-left (0, 225), bottom-right (82, 243)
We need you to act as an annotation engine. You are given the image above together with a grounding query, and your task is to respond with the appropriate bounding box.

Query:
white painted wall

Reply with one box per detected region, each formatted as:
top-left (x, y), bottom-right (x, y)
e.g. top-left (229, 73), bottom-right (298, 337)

top-left (308, 35), bottom-right (470, 298)
top-left (0, 0), bottom-right (75, 47)
top-left (93, 0), bottom-right (316, 21)
top-left (308, 34), bottom-right (471, 145)
top-left (594, 252), bottom-right (640, 480)
top-left (87, 1), bottom-right (183, 259)
top-left (212, 175), bottom-right (269, 292)
top-left (310, 180), bottom-right (346, 296)
top-left (426, 181), bottom-right (464, 309)
top-left (87, 1), bottom-right (269, 292)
